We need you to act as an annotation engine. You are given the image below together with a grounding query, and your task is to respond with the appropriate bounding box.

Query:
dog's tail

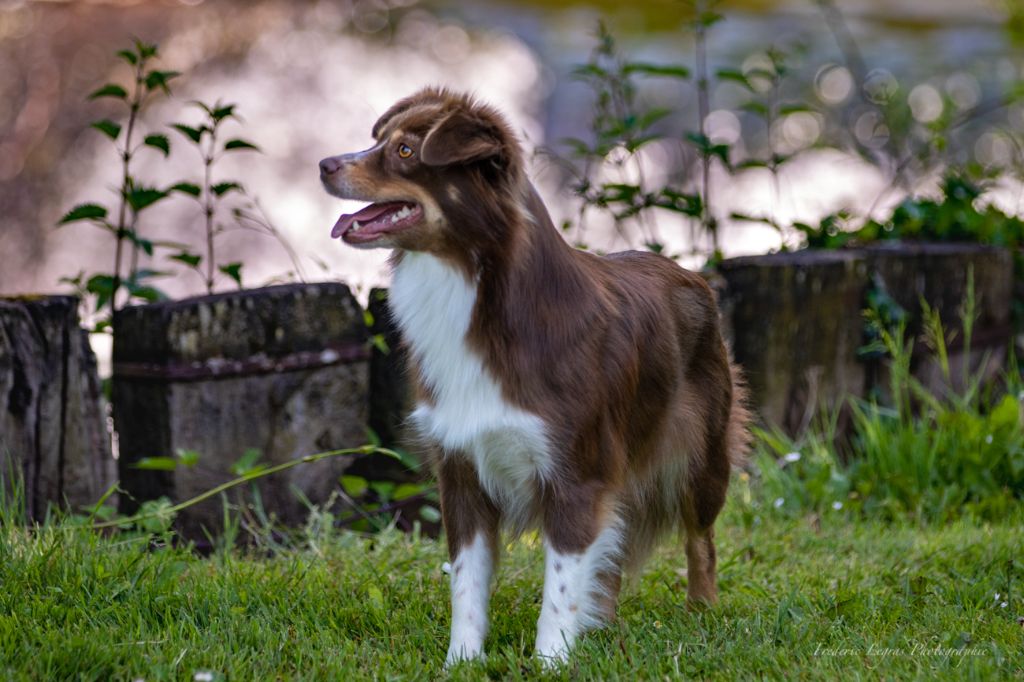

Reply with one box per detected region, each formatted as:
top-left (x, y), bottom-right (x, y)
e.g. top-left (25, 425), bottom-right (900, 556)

top-left (726, 361), bottom-right (753, 470)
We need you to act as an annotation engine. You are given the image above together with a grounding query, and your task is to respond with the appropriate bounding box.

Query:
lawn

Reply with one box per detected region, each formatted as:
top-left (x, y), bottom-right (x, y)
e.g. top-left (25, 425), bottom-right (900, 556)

top-left (1, 495), bottom-right (1021, 681)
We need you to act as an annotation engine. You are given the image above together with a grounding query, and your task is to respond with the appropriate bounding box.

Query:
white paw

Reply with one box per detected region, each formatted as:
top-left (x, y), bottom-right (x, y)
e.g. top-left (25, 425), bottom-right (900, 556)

top-left (445, 642), bottom-right (485, 668)
top-left (535, 626), bottom-right (573, 664)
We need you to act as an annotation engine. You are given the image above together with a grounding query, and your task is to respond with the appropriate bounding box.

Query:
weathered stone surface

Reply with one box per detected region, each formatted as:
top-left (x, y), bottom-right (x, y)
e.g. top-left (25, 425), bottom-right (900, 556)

top-left (718, 251), bottom-right (869, 433)
top-left (717, 243), bottom-right (1014, 433)
top-left (864, 243), bottom-right (1013, 394)
top-left (0, 296), bottom-right (112, 519)
top-left (112, 283), bottom-right (371, 535)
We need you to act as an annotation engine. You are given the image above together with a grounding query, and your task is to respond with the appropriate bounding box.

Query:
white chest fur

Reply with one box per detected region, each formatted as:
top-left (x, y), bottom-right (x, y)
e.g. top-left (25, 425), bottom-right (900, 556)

top-left (389, 252), bottom-right (552, 511)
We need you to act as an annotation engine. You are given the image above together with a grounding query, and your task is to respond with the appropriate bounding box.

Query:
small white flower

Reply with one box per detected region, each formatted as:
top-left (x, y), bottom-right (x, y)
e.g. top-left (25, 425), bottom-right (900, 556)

top-left (194, 673), bottom-right (214, 682)
top-left (773, 497), bottom-right (785, 509)
top-left (783, 451), bottom-right (802, 463)
top-left (441, 561), bottom-right (452, 575)
top-left (985, 434), bottom-right (994, 444)
top-left (832, 501), bottom-right (843, 511)
top-left (995, 593), bottom-right (1001, 601)
top-left (1001, 601), bottom-right (1008, 608)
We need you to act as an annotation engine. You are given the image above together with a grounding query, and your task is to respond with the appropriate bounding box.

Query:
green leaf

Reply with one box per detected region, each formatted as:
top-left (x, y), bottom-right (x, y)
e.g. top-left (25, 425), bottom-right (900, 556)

top-left (230, 448), bottom-right (263, 477)
top-left (170, 251), bottom-right (202, 267)
top-left (636, 107), bottom-right (671, 131)
top-left (126, 187), bottom-right (169, 211)
top-left (716, 68), bottom-right (753, 91)
top-left (91, 119), bottom-right (121, 140)
top-left (86, 274), bottom-right (117, 311)
top-left (59, 272), bottom-right (84, 288)
top-left (126, 283), bottom-right (166, 303)
top-left (684, 132), bottom-right (717, 155)
top-left (370, 481), bottom-right (395, 502)
top-left (623, 62), bottom-right (690, 79)
top-left (144, 70), bottom-right (179, 93)
top-left (59, 203), bottom-right (107, 225)
top-left (116, 49), bottom-right (138, 65)
top-left (169, 182), bottom-right (202, 197)
top-left (218, 262), bottom-right (243, 287)
top-left (171, 123), bottom-right (203, 144)
top-left (393, 483), bottom-right (426, 501)
top-left (561, 137), bottom-right (595, 156)
top-left (741, 101), bottom-right (770, 117)
top-left (779, 102), bottom-right (815, 116)
top-left (211, 103), bottom-right (236, 122)
top-left (340, 475), bottom-right (368, 498)
top-left (697, 10), bottom-right (724, 28)
top-left (571, 63), bottom-right (611, 80)
top-left (133, 457), bottom-right (178, 471)
top-left (710, 143), bottom-right (731, 165)
top-left (370, 333), bottom-right (389, 354)
top-left (88, 84), bottom-right (128, 100)
top-left (175, 449), bottom-right (200, 468)
top-left (730, 212), bottom-right (780, 228)
top-left (419, 505), bottom-right (441, 523)
top-left (212, 181), bottom-right (243, 197)
top-left (129, 268), bottom-right (170, 282)
top-left (135, 40), bottom-right (157, 59)
top-left (223, 138), bottom-right (260, 152)
top-left (143, 134), bottom-right (170, 157)
top-left (128, 233), bottom-right (154, 256)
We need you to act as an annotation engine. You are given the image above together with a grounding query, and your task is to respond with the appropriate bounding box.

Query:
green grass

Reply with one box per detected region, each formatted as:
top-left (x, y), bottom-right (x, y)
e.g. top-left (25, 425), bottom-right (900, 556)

top-left (1, 497), bottom-right (1021, 681)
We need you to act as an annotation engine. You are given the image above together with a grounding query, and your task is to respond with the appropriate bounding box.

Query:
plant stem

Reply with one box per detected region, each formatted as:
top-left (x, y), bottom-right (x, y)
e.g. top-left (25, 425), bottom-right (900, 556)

top-left (695, 0), bottom-right (716, 253)
top-left (204, 125), bottom-right (217, 294)
top-left (91, 445), bottom-right (398, 530)
top-left (112, 57), bottom-right (146, 312)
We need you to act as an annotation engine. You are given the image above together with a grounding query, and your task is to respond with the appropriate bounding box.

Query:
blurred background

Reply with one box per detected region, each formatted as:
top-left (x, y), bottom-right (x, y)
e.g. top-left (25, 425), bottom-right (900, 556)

top-left (1, 0), bottom-right (1021, 331)
top-left (3, 0), bottom-right (1024, 556)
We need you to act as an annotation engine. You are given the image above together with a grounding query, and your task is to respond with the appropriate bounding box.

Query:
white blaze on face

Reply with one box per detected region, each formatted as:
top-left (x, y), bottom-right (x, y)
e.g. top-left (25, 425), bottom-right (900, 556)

top-left (535, 521), bottom-right (623, 662)
top-left (446, 532), bottom-right (494, 665)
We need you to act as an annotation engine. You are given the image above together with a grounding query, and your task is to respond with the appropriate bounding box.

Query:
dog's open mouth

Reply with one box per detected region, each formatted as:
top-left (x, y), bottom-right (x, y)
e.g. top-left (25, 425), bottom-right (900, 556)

top-left (331, 201), bottom-right (422, 244)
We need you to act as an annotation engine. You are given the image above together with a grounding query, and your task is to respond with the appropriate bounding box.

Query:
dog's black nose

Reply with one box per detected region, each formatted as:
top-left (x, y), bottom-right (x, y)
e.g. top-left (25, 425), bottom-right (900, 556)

top-left (319, 157), bottom-right (341, 175)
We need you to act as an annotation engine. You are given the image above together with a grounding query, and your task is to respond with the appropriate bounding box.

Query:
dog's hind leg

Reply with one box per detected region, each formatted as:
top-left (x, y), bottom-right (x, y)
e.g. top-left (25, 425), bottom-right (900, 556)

top-left (683, 525), bottom-right (718, 605)
top-left (681, 431), bottom-right (730, 606)
top-left (439, 454), bottom-right (500, 665)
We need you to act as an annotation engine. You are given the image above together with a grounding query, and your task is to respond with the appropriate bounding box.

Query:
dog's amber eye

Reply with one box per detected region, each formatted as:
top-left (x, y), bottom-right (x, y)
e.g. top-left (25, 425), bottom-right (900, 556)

top-left (397, 143), bottom-right (414, 159)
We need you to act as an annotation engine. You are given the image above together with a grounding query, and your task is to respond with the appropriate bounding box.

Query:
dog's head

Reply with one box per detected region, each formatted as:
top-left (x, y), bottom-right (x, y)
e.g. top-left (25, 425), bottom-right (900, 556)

top-left (320, 88), bottom-right (524, 255)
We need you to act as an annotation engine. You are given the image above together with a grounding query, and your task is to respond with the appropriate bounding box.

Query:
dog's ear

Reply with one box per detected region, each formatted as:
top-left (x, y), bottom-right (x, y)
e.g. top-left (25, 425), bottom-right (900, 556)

top-left (420, 111), bottom-right (503, 166)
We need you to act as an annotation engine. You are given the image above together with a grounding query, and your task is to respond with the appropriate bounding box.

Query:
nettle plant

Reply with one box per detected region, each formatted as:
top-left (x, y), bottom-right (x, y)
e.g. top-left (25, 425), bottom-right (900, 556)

top-left (59, 41), bottom-right (304, 327)
top-left (558, 22), bottom-right (699, 260)
top-left (559, 8), bottom-right (809, 265)
top-left (59, 40), bottom-right (179, 330)
top-left (168, 101), bottom-right (260, 293)
top-left (561, 2), bottom-right (1024, 266)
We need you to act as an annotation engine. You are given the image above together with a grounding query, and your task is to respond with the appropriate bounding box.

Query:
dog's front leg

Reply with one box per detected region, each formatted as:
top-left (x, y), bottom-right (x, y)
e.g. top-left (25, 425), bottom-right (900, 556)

top-left (438, 454), bottom-right (500, 665)
top-left (535, 483), bottom-right (622, 662)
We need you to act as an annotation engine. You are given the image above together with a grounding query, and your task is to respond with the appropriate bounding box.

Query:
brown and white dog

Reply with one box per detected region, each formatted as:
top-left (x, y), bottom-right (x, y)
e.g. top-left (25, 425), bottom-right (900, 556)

top-left (319, 88), bottom-right (750, 664)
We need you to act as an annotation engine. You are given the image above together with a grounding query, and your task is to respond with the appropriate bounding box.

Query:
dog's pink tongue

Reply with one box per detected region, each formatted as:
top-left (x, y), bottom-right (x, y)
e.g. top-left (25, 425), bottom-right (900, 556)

top-left (331, 202), bottom-right (402, 238)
